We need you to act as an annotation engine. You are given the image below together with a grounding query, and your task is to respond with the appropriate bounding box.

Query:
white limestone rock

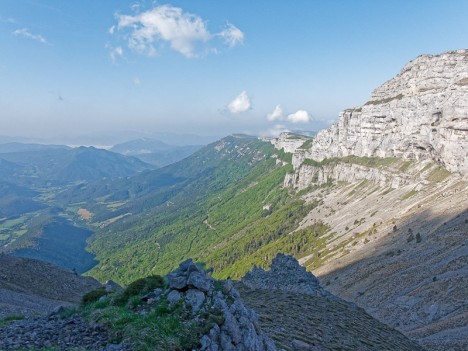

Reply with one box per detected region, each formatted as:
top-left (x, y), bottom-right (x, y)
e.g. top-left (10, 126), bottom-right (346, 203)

top-left (304, 50), bottom-right (468, 174)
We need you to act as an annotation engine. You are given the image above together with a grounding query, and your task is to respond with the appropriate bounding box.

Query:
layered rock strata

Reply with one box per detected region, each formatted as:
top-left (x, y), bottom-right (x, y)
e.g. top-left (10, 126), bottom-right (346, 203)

top-left (302, 50), bottom-right (468, 174)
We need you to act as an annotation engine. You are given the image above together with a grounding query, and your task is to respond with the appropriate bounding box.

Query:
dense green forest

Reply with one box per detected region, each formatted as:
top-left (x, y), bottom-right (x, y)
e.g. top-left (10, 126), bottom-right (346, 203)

top-left (72, 135), bottom-right (327, 284)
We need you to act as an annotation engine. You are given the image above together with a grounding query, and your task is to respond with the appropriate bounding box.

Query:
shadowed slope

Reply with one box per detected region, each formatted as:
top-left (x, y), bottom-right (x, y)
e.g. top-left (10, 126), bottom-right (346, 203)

top-left (235, 283), bottom-right (425, 351)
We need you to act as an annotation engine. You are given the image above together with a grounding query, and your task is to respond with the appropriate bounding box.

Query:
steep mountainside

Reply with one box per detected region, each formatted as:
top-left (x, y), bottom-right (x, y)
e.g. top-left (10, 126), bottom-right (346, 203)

top-left (236, 254), bottom-right (424, 351)
top-left (67, 135), bottom-right (305, 283)
top-left (302, 50), bottom-right (468, 174)
top-left (266, 50), bottom-right (468, 351)
top-left (0, 255), bottom-right (101, 317)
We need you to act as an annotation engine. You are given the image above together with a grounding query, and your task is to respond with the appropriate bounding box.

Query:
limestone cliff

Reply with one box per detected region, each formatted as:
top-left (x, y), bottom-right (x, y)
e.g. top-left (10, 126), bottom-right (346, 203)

top-left (302, 49), bottom-right (468, 174)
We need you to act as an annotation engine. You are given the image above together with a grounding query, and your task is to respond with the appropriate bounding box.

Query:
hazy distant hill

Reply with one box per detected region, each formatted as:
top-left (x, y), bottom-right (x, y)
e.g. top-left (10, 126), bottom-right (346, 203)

top-left (0, 145), bottom-right (152, 185)
top-left (111, 137), bottom-right (202, 167)
top-left (0, 142), bottom-right (69, 154)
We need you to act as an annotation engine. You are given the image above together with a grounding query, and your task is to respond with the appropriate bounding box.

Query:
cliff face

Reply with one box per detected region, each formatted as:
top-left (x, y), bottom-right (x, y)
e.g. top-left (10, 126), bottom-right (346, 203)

top-left (266, 50), bottom-right (468, 351)
top-left (304, 49), bottom-right (468, 174)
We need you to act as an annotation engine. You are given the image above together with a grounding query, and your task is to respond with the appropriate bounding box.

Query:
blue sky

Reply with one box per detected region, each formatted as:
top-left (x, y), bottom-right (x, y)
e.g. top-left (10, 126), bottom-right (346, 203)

top-left (1, 0), bottom-right (467, 142)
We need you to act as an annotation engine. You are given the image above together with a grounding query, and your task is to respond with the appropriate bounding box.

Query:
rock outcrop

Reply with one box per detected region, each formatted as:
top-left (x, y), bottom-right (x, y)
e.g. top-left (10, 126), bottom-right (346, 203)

top-left (300, 50), bottom-right (468, 174)
top-left (161, 259), bottom-right (277, 351)
top-left (267, 133), bottom-right (311, 154)
top-left (242, 254), bottom-right (338, 302)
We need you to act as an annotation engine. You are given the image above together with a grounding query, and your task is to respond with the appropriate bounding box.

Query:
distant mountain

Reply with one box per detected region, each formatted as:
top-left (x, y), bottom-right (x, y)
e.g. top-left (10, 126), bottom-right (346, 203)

top-left (111, 138), bottom-right (176, 154)
top-left (111, 138), bottom-right (202, 167)
top-left (0, 145), bottom-right (153, 185)
top-left (0, 142), bottom-right (69, 153)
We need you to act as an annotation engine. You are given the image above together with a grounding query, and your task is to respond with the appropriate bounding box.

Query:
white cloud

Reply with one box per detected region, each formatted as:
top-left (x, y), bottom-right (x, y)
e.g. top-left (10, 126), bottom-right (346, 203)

top-left (117, 5), bottom-right (211, 58)
top-left (12, 28), bottom-right (48, 45)
top-left (286, 110), bottom-right (311, 123)
top-left (260, 124), bottom-right (290, 137)
top-left (114, 5), bottom-right (243, 58)
top-left (109, 46), bottom-right (124, 63)
top-left (219, 23), bottom-right (244, 47)
top-left (132, 77), bottom-right (141, 87)
top-left (227, 91), bottom-right (251, 114)
top-left (267, 105), bottom-right (284, 121)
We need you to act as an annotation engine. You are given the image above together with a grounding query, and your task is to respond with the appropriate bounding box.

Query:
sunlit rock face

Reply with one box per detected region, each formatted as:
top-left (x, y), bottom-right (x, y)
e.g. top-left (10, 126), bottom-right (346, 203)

top-left (305, 50), bottom-right (468, 174)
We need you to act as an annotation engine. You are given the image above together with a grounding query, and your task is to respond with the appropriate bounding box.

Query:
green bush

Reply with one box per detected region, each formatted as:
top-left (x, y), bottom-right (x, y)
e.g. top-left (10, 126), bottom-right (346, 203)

top-left (113, 275), bottom-right (165, 306)
top-left (81, 287), bottom-right (108, 306)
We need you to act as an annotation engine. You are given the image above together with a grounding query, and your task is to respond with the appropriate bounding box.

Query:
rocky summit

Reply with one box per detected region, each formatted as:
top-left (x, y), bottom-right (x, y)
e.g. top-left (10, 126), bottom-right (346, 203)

top-left (298, 49), bottom-right (468, 174)
top-left (242, 253), bottom-right (339, 302)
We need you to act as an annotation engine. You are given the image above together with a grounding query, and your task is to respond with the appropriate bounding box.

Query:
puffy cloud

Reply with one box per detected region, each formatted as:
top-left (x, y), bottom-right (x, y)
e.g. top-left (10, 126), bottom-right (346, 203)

top-left (260, 124), bottom-right (289, 137)
top-left (228, 91), bottom-right (251, 114)
top-left (267, 105), bottom-right (284, 121)
top-left (12, 28), bottom-right (48, 45)
top-left (132, 77), bottom-right (141, 87)
top-left (219, 23), bottom-right (244, 47)
top-left (114, 5), bottom-right (243, 58)
top-left (116, 5), bottom-right (211, 57)
top-left (286, 110), bottom-right (311, 123)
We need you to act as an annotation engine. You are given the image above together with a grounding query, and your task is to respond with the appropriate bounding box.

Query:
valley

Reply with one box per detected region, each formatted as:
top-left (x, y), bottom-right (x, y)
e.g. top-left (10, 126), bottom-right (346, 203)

top-left (0, 49), bottom-right (466, 351)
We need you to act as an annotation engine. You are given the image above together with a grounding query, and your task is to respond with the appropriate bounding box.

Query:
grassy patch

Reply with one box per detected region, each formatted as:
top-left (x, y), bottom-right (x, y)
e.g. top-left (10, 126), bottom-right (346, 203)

top-left (401, 189), bottom-right (418, 201)
top-left (399, 160), bottom-right (413, 172)
top-left (364, 93), bottom-right (404, 105)
top-left (427, 167), bottom-right (451, 183)
top-left (297, 139), bottom-right (313, 150)
top-left (420, 163), bottom-right (433, 173)
top-left (80, 276), bottom-right (222, 351)
top-left (303, 156), bottom-right (398, 169)
top-left (0, 314), bottom-right (25, 327)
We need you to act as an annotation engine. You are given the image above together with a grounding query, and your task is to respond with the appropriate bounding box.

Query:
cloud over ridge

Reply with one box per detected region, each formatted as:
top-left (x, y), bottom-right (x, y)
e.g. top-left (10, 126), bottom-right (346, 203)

top-left (267, 105), bottom-right (311, 123)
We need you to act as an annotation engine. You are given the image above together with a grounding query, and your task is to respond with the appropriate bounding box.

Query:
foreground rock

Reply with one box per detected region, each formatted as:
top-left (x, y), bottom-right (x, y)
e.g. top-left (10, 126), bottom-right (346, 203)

top-left (0, 314), bottom-right (125, 351)
top-left (162, 258), bottom-right (277, 351)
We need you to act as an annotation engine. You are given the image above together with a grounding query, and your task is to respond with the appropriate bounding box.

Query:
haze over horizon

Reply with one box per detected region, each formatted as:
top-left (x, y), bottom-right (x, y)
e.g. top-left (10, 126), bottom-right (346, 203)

top-left (1, 0), bottom-right (467, 142)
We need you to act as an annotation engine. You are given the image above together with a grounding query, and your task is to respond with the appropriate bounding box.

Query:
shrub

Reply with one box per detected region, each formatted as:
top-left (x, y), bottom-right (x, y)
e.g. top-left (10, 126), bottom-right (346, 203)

top-left (113, 275), bottom-right (164, 306)
top-left (416, 233), bottom-right (422, 243)
top-left (81, 287), bottom-right (108, 306)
